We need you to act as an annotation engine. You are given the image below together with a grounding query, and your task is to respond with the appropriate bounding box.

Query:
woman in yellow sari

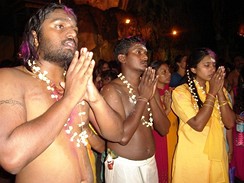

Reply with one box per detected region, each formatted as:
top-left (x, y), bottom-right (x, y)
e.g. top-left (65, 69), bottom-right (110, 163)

top-left (171, 48), bottom-right (236, 183)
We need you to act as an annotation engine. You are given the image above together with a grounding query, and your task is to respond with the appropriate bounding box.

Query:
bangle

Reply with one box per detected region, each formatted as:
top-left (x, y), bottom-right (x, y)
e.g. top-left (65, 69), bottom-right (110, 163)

top-left (137, 96), bottom-right (148, 103)
top-left (207, 93), bottom-right (215, 99)
top-left (206, 98), bottom-right (215, 104)
top-left (219, 100), bottom-right (227, 104)
top-left (203, 103), bottom-right (214, 108)
top-left (219, 101), bottom-right (228, 107)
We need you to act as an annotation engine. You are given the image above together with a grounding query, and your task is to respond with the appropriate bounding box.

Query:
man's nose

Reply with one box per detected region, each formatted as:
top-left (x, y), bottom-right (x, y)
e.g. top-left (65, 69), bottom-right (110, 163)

top-left (66, 27), bottom-right (77, 39)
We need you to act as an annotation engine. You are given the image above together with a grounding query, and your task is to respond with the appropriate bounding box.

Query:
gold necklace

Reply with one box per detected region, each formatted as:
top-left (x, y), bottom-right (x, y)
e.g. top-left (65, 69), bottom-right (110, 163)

top-left (28, 60), bottom-right (88, 147)
top-left (118, 73), bottom-right (153, 127)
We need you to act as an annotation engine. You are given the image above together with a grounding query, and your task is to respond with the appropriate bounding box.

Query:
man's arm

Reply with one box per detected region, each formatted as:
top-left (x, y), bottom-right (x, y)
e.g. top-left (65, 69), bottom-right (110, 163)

top-left (0, 70), bottom-right (75, 174)
top-left (95, 68), bottom-right (162, 145)
top-left (84, 62), bottom-right (124, 142)
top-left (150, 92), bottom-right (170, 136)
top-left (85, 84), bottom-right (123, 142)
top-left (0, 49), bottom-right (95, 174)
top-left (99, 83), bottom-right (149, 145)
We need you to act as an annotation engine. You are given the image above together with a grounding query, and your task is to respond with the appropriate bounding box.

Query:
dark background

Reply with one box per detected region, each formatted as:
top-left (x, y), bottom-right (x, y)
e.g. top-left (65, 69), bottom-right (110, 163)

top-left (0, 0), bottom-right (243, 64)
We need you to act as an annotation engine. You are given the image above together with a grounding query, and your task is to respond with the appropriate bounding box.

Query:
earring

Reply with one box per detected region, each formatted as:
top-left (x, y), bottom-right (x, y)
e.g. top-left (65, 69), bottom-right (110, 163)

top-left (34, 37), bottom-right (39, 47)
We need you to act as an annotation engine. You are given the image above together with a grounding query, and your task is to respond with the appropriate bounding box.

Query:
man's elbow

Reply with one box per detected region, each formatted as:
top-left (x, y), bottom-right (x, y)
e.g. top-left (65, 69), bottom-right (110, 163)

top-left (0, 155), bottom-right (23, 174)
top-left (0, 159), bottom-right (21, 175)
top-left (103, 129), bottom-right (123, 143)
top-left (157, 120), bottom-right (170, 136)
top-left (119, 137), bottom-right (130, 146)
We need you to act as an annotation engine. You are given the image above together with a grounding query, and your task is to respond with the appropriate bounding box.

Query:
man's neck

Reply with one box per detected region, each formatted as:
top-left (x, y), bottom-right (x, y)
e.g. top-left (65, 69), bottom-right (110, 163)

top-left (122, 70), bottom-right (141, 87)
top-left (30, 60), bottom-right (66, 86)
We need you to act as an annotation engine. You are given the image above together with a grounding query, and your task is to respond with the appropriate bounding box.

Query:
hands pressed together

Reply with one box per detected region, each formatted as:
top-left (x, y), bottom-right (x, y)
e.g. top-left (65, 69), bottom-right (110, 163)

top-left (209, 66), bottom-right (226, 95)
top-left (138, 67), bottom-right (158, 101)
top-left (162, 89), bottom-right (172, 112)
top-left (63, 48), bottom-right (96, 104)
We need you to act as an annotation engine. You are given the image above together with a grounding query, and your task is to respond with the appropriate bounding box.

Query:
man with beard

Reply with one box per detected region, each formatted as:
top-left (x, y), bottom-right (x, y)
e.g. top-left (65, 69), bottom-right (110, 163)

top-left (0, 3), bottom-right (123, 183)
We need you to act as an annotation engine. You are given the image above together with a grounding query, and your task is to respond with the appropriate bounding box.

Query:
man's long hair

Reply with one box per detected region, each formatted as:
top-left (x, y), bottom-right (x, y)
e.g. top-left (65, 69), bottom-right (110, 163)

top-left (19, 3), bottom-right (76, 69)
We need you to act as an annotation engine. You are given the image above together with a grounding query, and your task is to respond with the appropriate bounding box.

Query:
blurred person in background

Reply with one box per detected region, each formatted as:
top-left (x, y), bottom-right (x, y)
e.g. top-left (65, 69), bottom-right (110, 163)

top-left (150, 60), bottom-right (178, 183)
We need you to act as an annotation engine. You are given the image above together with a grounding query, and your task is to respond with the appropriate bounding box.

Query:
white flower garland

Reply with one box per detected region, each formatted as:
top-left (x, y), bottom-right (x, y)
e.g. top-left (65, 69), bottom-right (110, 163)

top-left (28, 60), bottom-right (88, 147)
top-left (186, 69), bottom-right (223, 125)
top-left (118, 73), bottom-right (153, 127)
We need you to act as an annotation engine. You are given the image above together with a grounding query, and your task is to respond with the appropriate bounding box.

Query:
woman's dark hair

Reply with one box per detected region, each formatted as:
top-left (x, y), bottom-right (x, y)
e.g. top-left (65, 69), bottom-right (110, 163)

top-left (108, 60), bottom-right (121, 74)
top-left (100, 70), bottom-right (118, 81)
top-left (19, 3), bottom-right (76, 67)
top-left (172, 55), bottom-right (185, 72)
top-left (93, 59), bottom-right (111, 79)
top-left (150, 60), bottom-right (167, 72)
top-left (186, 48), bottom-right (215, 108)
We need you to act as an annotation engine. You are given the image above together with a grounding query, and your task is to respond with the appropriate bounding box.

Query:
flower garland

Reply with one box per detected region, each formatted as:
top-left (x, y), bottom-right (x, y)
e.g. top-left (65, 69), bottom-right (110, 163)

top-left (28, 60), bottom-right (64, 100)
top-left (194, 80), bottom-right (206, 95)
top-left (118, 73), bottom-right (153, 127)
top-left (64, 100), bottom-right (88, 147)
top-left (187, 75), bottom-right (223, 124)
top-left (187, 69), bottom-right (199, 110)
top-left (28, 60), bottom-right (88, 147)
top-left (117, 73), bottom-right (136, 104)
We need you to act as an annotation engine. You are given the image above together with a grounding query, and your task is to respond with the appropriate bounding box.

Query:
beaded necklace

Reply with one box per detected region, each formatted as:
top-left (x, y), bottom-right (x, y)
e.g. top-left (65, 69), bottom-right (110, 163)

top-left (28, 60), bottom-right (88, 147)
top-left (118, 73), bottom-right (153, 127)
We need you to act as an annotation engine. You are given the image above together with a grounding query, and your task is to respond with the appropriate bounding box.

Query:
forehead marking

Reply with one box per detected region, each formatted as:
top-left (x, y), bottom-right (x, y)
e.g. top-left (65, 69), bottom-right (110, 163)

top-left (210, 57), bottom-right (216, 63)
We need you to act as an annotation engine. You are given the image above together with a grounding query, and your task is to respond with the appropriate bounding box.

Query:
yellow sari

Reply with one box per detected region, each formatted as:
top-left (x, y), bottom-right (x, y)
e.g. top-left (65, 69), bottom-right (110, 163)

top-left (171, 81), bottom-right (229, 183)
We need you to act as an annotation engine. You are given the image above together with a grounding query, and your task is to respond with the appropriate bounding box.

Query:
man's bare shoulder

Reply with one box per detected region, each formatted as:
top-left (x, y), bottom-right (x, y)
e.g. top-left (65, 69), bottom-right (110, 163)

top-left (0, 66), bottom-right (30, 99)
top-left (0, 66), bottom-right (28, 81)
top-left (0, 67), bottom-right (27, 130)
top-left (99, 78), bottom-right (126, 110)
top-left (100, 78), bottom-right (123, 95)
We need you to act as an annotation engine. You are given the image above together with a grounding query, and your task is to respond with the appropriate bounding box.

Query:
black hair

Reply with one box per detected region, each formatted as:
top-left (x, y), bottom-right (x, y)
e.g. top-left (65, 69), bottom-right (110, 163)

top-left (101, 70), bottom-right (118, 81)
top-left (172, 55), bottom-right (185, 72)
top-left (186, 48), bottom-right (214, 108)
top-left (19, 3), bottom-right (76, 68)
top-left (114, 36), bottom-right (146, 60)
top-left (150, 60), bottom-right (167, 72)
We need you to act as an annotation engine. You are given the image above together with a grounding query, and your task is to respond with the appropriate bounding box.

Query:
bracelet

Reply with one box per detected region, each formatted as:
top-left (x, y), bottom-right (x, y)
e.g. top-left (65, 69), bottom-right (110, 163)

top-left (203, 103), bottom-right (214, 108)
top-left (219, 100), bottom-right (227, 104)
top-left (205, 98), bottom-right (215, 104)
top-left (207, 93), bottom-right (216, 99)
top-left (137, 96), bottom-right (148, 103)
top-left (219, 101), bottom-right (228, 107)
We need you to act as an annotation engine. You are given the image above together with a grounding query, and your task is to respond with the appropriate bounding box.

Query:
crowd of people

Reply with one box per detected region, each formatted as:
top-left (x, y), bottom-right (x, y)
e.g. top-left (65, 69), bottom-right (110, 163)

top-left (0, 2), bottom-right (243, 183)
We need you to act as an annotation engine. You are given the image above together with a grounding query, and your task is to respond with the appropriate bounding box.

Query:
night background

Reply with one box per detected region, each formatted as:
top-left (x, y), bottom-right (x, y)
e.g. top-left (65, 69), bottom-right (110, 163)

top-left (0, 0), bottom-right (243, 182)
top-left (0, 0), bottom-right (243, 66)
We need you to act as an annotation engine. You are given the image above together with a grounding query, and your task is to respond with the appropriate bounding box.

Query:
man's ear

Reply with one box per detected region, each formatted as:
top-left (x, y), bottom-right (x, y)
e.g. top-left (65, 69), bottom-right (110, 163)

top-left (118, 54), bottom-right (126, 63)
top-left (190, 68), bottom-right (196, 74)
